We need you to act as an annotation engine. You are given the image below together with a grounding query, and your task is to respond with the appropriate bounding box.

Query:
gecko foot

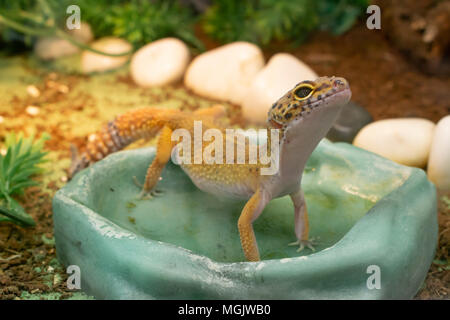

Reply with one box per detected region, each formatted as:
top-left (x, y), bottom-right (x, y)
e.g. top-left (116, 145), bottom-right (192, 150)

top-left (288, 237), bottom-right (319, 253)
top-left (133, 176), bottom-right (163, 200)
top-left (137, 188), bottom-right (163, 200)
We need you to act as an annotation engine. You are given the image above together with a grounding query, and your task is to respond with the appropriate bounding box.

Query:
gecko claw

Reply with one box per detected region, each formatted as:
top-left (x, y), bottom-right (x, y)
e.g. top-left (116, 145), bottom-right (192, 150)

top-left (133, 176), bottom-right (144, 188)
top-left (288, 237), bottom-right (318, 252)
top-left (137, 189), bottom-right (163, 200)
top-left (133, 176), bottom-right (163, 200)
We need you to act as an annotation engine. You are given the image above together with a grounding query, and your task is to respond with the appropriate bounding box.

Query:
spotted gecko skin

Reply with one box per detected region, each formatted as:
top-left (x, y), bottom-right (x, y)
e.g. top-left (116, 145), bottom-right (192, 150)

top-left (70, 76), bottom-right (352, 261)
top-left (70, 108), bottom-right (177, 174)
top-left (70, 106), bottom-right (261, 194)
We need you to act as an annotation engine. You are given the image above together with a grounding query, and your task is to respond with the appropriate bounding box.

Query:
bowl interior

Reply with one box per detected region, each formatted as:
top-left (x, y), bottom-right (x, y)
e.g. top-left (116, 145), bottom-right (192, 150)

top-left (71, 143), bottom-right (411, 262)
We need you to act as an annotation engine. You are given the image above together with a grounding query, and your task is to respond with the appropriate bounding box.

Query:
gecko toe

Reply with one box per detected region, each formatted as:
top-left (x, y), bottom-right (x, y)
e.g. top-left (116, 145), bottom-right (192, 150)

top-left (288, 237), bottom-right (319, 253)
top-left (133, 176), bottom-right (143, 188)
top-left (136, 188), bottom-right (163, 200)
top-left (133, 177), bottom-right (163, 199)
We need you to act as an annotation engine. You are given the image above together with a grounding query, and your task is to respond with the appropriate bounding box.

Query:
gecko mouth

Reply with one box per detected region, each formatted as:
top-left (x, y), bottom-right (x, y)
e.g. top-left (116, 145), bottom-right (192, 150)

top-left (269, 119), bottom-right (284, 129)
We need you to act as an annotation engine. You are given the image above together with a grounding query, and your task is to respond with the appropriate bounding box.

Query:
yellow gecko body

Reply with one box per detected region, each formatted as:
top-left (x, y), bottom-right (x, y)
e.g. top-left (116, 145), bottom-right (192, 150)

top-left (70, 76), bottom-right (352, 261)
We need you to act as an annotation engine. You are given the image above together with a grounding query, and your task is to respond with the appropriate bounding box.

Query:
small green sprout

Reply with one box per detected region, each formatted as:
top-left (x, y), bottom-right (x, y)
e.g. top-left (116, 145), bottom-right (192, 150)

top-left (441, 196), bottom-right (450, 210)
top-left (0, 132), bottom-right (50, 227)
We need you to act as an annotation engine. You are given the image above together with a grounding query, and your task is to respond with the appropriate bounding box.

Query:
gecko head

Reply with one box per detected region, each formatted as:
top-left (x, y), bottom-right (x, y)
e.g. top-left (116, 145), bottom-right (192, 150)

top-left (267, 76), bottom-right (351, 128)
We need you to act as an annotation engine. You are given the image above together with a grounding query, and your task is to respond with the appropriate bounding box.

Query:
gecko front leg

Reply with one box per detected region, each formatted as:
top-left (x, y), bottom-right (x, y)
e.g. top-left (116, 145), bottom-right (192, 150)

top-left (288, 188), bottom-right (316, 252)
top-left (134, 125), bottom-right (173, 199)
top-left (238, 188), bottom-right (270, 261)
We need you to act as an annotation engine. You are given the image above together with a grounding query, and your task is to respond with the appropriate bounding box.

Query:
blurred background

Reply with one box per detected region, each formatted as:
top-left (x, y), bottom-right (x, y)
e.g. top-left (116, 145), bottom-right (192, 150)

top-left (0, 0), bottom-right (448, 300)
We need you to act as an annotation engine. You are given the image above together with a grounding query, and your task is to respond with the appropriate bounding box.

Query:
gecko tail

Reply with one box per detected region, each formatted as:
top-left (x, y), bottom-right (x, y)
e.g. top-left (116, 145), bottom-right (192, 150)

top-left (68, 108), bottom-right (168, 179)
top-left (68, 105), bottom-right (224, 180)
top-left (68, 143), bottom-right (89, 179)
top-left (193, 104), bottom-right (226, 119)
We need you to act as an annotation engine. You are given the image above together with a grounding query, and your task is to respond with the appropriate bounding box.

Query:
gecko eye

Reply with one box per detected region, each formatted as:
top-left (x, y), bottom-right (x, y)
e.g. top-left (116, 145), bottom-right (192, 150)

top-left (294, 85), bottom-right (314, 100)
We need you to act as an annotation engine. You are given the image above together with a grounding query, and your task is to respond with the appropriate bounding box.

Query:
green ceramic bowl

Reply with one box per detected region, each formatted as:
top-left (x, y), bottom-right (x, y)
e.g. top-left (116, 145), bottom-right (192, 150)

top-left (53, 139), bottom-right (437, 299)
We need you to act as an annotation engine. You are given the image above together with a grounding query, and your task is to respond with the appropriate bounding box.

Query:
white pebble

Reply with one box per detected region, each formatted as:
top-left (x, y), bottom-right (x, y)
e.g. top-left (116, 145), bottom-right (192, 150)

top-left (184, 42), bottom-right (265, 104)
top-left (34, 38), bottom-right (79, 61)
top-left (81, 37), bottom-right (132, 73)
top-left (68, 22), bottom-right (94, 44)
top-left (26, 105), bottom-right (40, 116)
top-left (57, 84), bottom-right (69, 94)
top-left (241, 53), bottom-right (318, 124)
top-left (34, 22), bottom-right (93, 60)
top-left (27, 85), bottom-right (40, 98)
top-left (353, 118), bottom-right (436, 168)
top-left (131, 38), bottom-right (190, 87)
top-left (427, 115), bottom-right (450, 191)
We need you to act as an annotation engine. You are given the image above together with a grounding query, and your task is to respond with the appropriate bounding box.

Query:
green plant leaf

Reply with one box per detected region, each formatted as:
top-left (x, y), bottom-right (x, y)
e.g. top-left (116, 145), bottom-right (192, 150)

top-left (202, 0), bottom-right (368, 47)
top-left (10, 180), bottom-right (39, 195)
top-left (0, 197), bottom-right (35, 227)
top-left (0, 131), bottom-right (49, 227)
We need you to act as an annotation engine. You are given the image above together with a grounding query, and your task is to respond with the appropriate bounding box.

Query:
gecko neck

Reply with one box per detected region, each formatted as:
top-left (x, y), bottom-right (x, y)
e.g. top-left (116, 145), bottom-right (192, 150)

top-left (277, 106), bottom-right (344, 186)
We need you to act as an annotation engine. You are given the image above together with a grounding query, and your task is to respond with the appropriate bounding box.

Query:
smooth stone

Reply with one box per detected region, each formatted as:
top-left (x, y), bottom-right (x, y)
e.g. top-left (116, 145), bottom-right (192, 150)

top-left (353, 118), bottom-right (436, 167)
top-left (34, 22), bottom-right (93, 60)
top-left (427, 115), bottom-right (450, 191)
top-left (184, 42), bottom-right (265, 104)
top-left (326, 101), bottom-right (373, 143)
top-left (53, 140), bottom-right (437, 299)
top-left (130, 38), bottom-right (190, 87)
top-left (241, 53), bottom-right (318, 124)
top-left (81, 37), bottom-right (132, 73)
top-left (69, 22), bottom-right (94, 44)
